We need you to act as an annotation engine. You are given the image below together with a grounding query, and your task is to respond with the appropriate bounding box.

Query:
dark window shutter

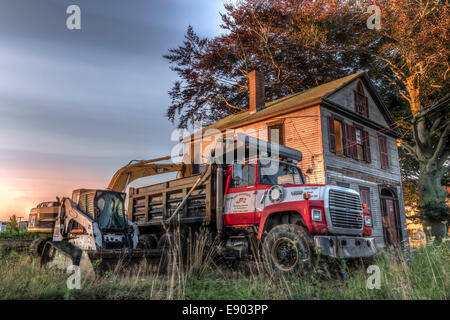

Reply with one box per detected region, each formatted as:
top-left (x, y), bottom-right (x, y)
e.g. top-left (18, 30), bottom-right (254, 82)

top-left (379, 136), bottom-right (389, 169)
top-left (378, 136), bottom-right (384, 168)
top-left (354, 90), bottom-right (358, 113)
top-left (343, 123), bottom-right (351, 157)
top-left (327, 116), bottom-right (336, 153)
top-left (384, 139), bottom-right (389, 168)
top-left (363, 130), bottom-right (371, 163)
top-left (350, 126), bottom-right (358, 159)
top-left (364, 97), bottom-right (369, 118)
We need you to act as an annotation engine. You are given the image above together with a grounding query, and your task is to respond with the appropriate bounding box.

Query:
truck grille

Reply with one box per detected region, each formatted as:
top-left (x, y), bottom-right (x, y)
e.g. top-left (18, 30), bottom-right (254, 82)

top-left (328, 189), bottom-right (363, 230)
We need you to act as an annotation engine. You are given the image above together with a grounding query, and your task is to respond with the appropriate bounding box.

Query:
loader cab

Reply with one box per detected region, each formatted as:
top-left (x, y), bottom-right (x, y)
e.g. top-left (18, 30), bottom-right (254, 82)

top-left (72, 189), bottom-right (127, 231)
top-left (95, 191), bottom-right (126, 231)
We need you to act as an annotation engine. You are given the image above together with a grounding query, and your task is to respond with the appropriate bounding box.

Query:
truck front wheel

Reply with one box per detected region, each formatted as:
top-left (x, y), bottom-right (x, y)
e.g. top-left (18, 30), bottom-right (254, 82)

top-left (262, 224), bottom-right (313, 277)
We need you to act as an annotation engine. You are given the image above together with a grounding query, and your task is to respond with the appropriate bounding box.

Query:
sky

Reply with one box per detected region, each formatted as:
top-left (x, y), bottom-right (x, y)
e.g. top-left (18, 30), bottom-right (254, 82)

top-left (0, 0), bottom-right (230, 221)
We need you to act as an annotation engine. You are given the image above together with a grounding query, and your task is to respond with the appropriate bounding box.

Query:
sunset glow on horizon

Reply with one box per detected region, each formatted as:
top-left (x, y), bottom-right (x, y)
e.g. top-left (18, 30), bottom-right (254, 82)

top-left (0, 0), bottom-right (225, 222)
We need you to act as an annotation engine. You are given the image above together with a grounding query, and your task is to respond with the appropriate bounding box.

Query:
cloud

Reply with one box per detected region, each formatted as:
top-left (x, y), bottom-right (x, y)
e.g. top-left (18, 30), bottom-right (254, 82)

top-left (0, 0), bottom-right (227, 219)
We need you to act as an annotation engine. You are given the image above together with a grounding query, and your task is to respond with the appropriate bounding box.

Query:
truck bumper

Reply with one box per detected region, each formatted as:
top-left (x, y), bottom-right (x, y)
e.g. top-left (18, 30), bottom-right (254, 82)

top-left (313, 235), bottom-right (377, 259)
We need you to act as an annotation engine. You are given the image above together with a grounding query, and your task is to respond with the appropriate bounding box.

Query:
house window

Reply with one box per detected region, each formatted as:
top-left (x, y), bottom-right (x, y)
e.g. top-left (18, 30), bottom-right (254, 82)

top-left (378, 135), bottom-right (389, 169)
top-left (328, 116), bottom-right (371, 163)
top-left (352, 127), bottom-right (372, 163)
top-left (356, 129), bottom-right (365, 160)
top-left (354, 82), bottom-right (369, 118)
top-left (334, 119), bottom-right (344, 155)
top-left (268, 123), bottom-right (284, 145)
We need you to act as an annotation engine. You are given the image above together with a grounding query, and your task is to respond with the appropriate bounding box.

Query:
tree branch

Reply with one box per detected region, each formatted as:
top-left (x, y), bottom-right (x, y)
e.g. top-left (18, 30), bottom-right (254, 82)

top-left (432, 119), bottom-right (450, 136)
top-left (430, 122), bottom-right (450, 164)
top-left (412, 117), bottom-right (427, 154)
top-left (437, 149), bottom-right (450, 168)
top-left (401, 140), bottom-right (418, 159)
top-left (373, 54), bottom-right (407, 81)
top-left (214, 90), bottom-right (246, 112)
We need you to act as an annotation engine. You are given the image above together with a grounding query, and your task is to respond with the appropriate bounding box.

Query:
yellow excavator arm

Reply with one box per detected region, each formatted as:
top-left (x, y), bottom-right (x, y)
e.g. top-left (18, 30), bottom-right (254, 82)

top-left (106, 156), bottom-right (190, 192)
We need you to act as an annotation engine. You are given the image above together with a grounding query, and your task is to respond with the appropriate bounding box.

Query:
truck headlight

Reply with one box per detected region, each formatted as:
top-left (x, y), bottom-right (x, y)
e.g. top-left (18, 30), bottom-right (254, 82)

top-left (364, 215), bottom-right (372, 227)
top-left (311, 209), bottom-right (322, 222)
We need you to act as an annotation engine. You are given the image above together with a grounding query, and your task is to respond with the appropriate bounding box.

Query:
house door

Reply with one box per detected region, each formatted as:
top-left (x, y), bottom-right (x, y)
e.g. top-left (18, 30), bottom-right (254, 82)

top-left (380, 188), bottom-right (401, 246)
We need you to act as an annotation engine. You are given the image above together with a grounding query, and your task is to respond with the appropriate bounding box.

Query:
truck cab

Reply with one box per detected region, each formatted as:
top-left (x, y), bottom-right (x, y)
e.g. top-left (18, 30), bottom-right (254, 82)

top-left (224, 157), bottom-right (375, 260)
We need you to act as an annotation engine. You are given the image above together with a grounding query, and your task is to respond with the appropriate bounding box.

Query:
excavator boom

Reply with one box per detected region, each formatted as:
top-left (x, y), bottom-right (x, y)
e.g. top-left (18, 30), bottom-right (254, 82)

top-left (107, 156), bottom-right (186, 192)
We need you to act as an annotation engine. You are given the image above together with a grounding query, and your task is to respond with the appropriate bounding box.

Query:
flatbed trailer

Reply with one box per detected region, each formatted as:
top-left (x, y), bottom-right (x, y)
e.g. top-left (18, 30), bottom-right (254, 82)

top-left (128, 166), bottom-right (216, 232)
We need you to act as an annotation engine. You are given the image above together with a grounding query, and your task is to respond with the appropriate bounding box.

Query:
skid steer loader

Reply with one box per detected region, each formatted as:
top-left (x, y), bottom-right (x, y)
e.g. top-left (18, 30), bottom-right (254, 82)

top-left (39, 188), bottom-right (163, 276)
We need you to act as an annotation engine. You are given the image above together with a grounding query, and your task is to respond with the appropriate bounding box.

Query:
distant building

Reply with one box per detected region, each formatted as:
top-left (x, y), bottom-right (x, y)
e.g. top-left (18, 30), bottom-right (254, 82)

top-left (0, 222), bottom-right (6, 232)
top-left (18, 221), bottom-right (29, 230)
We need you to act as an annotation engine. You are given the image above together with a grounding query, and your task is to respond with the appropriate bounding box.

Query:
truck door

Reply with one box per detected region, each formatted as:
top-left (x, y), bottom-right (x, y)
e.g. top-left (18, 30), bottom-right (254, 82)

top-left (224, 162), bottom-right (257, 225)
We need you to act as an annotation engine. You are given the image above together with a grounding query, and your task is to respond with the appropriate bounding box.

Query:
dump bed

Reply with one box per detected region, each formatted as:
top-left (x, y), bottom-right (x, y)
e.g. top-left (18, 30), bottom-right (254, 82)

top-left (127, 171), bottom-right (214, 227)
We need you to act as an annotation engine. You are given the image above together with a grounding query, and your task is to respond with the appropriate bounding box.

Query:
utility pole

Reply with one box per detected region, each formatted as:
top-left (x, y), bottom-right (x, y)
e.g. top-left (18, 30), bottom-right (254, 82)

top-left (17, 216), bottom-right (24, 229)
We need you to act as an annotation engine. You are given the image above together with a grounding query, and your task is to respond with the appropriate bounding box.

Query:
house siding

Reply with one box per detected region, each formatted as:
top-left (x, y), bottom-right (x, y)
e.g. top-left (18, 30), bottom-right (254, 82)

top-left (186, 105), bottom-right (325, 184)
top-left (327, 79), bottom-right (389, 128)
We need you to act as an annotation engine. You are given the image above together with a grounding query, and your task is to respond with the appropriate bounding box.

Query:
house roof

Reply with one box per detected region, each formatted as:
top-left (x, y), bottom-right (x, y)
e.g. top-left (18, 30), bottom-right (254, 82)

top-left (186, 71), bottom-right (400, 141)
top-left (205, 71), bottom-right (365, 131)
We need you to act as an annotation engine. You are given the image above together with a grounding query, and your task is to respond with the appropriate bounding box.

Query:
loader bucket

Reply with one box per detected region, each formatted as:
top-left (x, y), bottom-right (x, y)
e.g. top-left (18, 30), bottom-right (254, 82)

top-left (41, 241), bottom-right (96, 279)
top-left (41, 241), bottom-right (166, 278)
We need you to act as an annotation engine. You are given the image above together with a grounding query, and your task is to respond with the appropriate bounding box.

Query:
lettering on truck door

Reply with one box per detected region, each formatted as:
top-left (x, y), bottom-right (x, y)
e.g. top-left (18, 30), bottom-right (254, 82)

top-left (224, 163), bottom-right (257, 225)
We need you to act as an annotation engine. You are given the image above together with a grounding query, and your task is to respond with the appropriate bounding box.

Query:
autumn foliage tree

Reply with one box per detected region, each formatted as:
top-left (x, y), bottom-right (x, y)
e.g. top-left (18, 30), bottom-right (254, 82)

top-left (165, 0), bottom-right (449, 239)
top-left (164, 1), bottom-right (362, 128)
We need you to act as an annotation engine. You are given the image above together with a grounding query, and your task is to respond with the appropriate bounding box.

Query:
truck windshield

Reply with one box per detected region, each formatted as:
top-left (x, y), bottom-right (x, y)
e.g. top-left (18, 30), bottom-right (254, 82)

top-left (96, 193), bottom-right (126, 230)
top-left (259, 161), bottom-right (305, 185)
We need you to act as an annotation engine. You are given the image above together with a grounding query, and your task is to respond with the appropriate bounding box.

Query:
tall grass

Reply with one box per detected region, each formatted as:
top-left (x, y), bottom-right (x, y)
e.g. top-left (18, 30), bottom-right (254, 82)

top-left (0, 229), bottom-right (48, 239)
top-left (0, 238), bottom-right (448, 300)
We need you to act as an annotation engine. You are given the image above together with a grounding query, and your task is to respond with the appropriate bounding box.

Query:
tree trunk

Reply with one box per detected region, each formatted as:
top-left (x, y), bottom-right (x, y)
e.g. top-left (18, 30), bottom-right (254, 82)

top-left (418, 162), bottom-right (449, 242)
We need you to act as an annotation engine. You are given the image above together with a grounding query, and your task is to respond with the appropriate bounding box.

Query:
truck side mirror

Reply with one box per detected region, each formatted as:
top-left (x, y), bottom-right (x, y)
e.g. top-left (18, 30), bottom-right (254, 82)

top-left (232, 163), bottom-right (243, 183)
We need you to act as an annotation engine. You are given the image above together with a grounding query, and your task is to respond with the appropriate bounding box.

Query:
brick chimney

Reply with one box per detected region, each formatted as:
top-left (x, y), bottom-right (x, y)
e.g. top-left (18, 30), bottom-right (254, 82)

top-left (248, 70), bottom-right (265, 114)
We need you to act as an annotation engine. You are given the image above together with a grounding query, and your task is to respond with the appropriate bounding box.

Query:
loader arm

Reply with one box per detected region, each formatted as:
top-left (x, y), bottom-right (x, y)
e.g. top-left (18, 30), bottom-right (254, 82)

top-left (52, 197), bottom-right (101, 250)
top-left (58, 198), bottom-right (94, 235)
top-left (107, 156), bottom-right (185, 192)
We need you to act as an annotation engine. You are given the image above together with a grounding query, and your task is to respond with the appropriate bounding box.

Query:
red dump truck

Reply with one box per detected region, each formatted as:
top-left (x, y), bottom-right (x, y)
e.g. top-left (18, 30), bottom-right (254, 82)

top-left (128, 134), bottom-right (376, 275)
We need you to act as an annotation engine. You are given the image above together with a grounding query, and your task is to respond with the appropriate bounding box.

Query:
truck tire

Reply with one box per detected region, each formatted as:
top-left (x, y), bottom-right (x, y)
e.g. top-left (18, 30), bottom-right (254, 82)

top-left (262, 224), bottom-right (313, 277)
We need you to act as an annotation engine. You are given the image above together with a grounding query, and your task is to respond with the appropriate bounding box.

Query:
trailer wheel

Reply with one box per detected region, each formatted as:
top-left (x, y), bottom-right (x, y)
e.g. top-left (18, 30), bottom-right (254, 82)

top-left (138, 234), bottom-right (158, 249)
top-left (158, 233), bottom-right (187, 268)
top-left (262, 224), bottom-right (313, 277)
top-left (29, 237), bottom-right (51, 256)
top-left (158, 233), bottom-right (186, 252)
